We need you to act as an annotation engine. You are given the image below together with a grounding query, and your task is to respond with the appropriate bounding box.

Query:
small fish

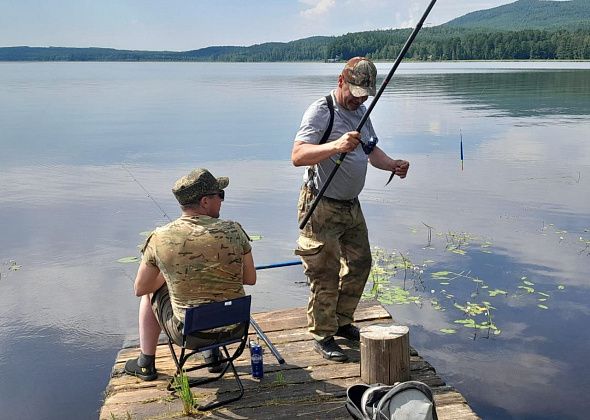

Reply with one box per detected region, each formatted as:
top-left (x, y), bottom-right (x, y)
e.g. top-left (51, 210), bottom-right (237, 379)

top-left (385, 169), bottom-right (396, 186)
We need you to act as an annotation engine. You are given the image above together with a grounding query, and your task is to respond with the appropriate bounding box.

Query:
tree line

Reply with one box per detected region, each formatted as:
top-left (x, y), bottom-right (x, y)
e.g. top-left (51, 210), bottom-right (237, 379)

top-left (2, 27), bottom-right (589, 62)
top-left (328, 27), bottom-right (590, 61)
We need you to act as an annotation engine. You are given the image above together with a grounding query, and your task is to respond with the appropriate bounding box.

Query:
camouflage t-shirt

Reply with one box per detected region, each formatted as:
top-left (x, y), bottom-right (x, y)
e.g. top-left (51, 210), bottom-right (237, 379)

top-left (142, 215), bottom-right (251, 323)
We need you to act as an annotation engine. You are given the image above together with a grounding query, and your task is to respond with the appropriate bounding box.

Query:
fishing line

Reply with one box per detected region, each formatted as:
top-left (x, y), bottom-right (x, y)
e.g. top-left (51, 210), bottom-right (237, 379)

top-left (121, 163), bottom-right (172, 222)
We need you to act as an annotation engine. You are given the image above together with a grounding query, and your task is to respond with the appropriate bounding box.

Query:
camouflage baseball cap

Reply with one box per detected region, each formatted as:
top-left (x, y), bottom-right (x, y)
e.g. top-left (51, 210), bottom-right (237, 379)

top-left (172, 168), bottom-right (229, 205)
top-left (342, 57), bottom-right (377, 97)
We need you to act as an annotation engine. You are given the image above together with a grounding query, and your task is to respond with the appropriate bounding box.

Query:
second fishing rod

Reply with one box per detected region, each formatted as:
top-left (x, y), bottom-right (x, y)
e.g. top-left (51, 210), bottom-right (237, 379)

top-left (298, 0), bottom-right (438, 229)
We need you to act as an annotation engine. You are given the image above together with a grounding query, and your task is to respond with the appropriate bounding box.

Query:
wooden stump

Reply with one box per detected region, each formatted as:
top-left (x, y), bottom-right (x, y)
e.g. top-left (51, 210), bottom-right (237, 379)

top-left (360, 324), bottom-right (410, 385)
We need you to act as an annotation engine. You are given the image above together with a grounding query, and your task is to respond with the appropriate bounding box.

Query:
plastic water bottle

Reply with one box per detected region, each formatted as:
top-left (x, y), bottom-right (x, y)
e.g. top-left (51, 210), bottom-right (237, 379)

top-left (249, 340), bottom-right (264, 379)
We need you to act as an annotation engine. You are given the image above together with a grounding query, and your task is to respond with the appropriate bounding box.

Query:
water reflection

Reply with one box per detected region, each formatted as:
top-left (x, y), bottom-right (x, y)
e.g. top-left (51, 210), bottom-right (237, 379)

top-left (0, 62), bottom-right (589, 419)
top-left (387, 70), bottom-right (590, 119)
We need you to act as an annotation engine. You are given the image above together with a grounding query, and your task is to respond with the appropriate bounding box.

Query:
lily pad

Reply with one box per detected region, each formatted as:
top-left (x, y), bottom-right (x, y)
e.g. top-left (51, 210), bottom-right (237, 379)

top-left (522, 280), bottom-right (535, 286)
top-left (440, 328), bottom-right (457, 334)
top-left (488, 289), bottom-right (508, 297)
top-left (8, 263), bottom-right (22, 271)
top-left (117, 256), bottom-right (140, 263)
top-left (518, 285), bottom-right (535, 294)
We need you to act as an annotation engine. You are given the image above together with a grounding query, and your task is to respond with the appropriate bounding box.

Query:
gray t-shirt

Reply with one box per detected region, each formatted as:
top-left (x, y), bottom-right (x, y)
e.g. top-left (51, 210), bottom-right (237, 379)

top-left (295, 91), bottom-right (377, 200)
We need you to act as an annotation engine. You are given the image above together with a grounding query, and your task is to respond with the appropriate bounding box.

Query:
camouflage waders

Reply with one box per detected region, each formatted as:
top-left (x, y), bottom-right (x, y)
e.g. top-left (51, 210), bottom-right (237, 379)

top-left (295, 185), bottom-right (372, 341)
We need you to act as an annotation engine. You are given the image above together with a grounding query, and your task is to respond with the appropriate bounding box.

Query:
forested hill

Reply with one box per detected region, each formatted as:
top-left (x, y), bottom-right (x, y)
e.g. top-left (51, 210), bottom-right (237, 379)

top-left (1, 0), bottom-right (589, 61)
top-left (444, 0), bottom-right (590, 30)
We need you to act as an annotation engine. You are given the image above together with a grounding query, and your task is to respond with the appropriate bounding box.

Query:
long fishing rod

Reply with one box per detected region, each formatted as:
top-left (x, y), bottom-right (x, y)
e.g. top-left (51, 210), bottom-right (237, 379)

top-left (299, 0), bottom-right (438, 229)
top-left (122, 164), bottom-right (292, 364)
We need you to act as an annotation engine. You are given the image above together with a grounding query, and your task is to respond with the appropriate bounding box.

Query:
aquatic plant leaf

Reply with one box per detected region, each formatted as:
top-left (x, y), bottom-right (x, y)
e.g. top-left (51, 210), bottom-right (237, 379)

top-left (537, 304), bottom-right (549, 310)
top-left (488, 289), bottom-right (508, 297)
top-left (117, 256), bottom-right (140, 263)
top-left (537, 292), bottom-right (550, 297)
top-left (432, 271), bottom-right (451, 277)
top-left (518, 285), bottom-right (535, 293)
top-left (249, 234), bottom-right (263, 241)
top-left (460, 302), bottom-right (488, 315)
top-left (538, 298), bottom-right (547, 302)
top-left (453, 318), bottom-right (477, 328)
top-left (523, 280), bottom-right (535, 286)
top-left (8, 263), bottom-right (22, 271)
top-left (454, 319), bottom-right (475, 325)
top-left (557, 285), bottom-right (566, 290)
top-left (440, 328), bottom-right (457, 334)
top-left (451, 249), bottom-right (467, 255)
top-left (453, 303), bottom-right (467, 312)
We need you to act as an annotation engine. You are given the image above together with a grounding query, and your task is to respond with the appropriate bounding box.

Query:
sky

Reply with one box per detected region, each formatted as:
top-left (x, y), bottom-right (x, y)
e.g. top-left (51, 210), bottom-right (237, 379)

top-left (0, 0), bottom-right (520, 51)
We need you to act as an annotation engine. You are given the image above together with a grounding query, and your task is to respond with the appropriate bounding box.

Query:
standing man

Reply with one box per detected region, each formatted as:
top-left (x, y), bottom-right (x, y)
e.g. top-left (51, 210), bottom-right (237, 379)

top-left (291, 57), bottom-right (409, 362)
top-left (124, 168), bottom-right (256, 380)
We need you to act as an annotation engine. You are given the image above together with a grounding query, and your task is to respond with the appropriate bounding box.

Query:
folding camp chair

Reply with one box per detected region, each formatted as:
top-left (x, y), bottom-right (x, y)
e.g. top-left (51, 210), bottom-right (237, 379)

top-left (166, 295), bottom-right (251, 411)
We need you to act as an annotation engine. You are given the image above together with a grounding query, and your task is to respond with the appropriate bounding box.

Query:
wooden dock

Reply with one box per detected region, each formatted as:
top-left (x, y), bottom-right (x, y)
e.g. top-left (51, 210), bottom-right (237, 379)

top-left (100, 301), bottom-right (479, 419)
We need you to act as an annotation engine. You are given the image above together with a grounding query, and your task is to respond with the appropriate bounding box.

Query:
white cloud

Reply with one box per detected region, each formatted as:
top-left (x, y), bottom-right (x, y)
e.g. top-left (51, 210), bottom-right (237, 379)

top-left (300, 0), bottom-right (336, 18)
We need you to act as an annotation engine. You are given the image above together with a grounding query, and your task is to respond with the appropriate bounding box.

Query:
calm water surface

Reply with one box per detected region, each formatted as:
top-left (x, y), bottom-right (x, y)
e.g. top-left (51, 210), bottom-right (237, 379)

top-left (1, 61), bottom-right (589, 419)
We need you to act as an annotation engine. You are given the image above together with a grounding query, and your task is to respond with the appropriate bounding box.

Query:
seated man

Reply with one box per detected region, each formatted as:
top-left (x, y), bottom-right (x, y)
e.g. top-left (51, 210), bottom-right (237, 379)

top-left (125, 168), bottom-right (256, 381)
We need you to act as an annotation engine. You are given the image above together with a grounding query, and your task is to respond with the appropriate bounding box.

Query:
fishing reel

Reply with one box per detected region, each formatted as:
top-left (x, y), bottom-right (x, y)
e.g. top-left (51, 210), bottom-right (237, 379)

top-left (361, 136), bottom-right (378, 155)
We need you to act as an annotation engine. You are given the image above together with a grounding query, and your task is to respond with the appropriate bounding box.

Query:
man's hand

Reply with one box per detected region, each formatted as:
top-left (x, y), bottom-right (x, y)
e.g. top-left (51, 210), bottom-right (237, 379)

top-left (333, 131), bottom-right (361, 154)
top-left (292, 131), bottom-right (361, 167)
top-left (393, 160), bottom-right (410, 179)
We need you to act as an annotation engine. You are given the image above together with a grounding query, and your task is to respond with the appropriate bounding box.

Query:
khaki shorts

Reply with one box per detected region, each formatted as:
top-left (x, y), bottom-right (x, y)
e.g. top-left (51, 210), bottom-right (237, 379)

top-left (151, 284), bottom-right (246, 349)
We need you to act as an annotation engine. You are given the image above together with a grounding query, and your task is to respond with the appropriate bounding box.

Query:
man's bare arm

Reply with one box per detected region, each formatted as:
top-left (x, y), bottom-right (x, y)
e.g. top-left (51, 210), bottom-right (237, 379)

top-left (368, 146), bottom-right (410, 179)
top-left (291, 132), bottom-right (361, 167)
top-left (242, 251), bottom-right (256, 285)
top-left (134, 261), bottom-right (165, 296)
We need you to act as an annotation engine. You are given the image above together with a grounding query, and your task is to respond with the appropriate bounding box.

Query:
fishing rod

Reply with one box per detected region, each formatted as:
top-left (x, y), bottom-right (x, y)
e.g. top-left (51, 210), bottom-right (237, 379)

top-left (299, 0), bottom-right (438, 230)
top-left (122, 163), bottom-right (286, 363)
top-left (255, 260), bottom-right (302, 270)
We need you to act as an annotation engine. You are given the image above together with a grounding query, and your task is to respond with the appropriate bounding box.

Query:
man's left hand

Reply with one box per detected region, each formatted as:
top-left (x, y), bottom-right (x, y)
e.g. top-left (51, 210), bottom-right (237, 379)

top-left (393, 160), bottom-right (410, 179)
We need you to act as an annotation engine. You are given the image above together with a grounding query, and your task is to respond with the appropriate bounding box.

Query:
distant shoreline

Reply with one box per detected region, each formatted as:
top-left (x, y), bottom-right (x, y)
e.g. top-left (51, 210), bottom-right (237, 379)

top-left (2, 59), bottom-right (589, 63)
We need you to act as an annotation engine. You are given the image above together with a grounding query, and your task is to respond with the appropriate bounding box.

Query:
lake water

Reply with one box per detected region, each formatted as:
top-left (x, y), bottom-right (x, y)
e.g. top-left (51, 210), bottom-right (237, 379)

top-left (1, 61), bottom-right (589, 419)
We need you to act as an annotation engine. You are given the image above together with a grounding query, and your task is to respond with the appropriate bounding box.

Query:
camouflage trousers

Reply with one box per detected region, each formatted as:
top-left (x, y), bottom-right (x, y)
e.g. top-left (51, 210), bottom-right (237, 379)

top-left (295, 185), bottom-right (372, 341)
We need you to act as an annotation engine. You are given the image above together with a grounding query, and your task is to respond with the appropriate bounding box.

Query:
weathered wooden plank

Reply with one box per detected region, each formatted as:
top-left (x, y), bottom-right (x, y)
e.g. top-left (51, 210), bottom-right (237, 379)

top-left (252, 301), bottom-right (390, 332)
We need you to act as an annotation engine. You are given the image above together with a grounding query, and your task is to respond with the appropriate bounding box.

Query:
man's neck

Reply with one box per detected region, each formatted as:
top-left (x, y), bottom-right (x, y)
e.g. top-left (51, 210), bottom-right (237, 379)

top-left (334, 88), bottom-right (344, 108)
top-left (181, 208), bottom-right (209, 218)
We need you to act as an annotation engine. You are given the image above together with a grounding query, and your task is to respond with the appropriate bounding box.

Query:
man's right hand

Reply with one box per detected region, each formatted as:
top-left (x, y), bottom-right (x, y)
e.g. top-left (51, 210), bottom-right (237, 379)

top-left (333, 131), bottom-right (361, 153)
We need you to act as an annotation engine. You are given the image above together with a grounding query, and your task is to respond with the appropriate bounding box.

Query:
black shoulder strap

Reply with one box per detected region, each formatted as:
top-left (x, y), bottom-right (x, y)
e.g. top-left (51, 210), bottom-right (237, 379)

top-left (319, 94), bottom-right (334, 145)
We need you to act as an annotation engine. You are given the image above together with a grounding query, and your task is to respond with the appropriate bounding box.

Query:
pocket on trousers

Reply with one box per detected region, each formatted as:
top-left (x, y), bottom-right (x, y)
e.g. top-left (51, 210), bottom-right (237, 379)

top-left (294, 236), bottom-right (324, 256)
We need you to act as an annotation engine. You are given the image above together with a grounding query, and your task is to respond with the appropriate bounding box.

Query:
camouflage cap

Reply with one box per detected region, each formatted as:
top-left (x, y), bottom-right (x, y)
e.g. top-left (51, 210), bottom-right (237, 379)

top-left (342, 57), bottom-right (377, 97)
top-left (172, 168), bottom-right (229, 205)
